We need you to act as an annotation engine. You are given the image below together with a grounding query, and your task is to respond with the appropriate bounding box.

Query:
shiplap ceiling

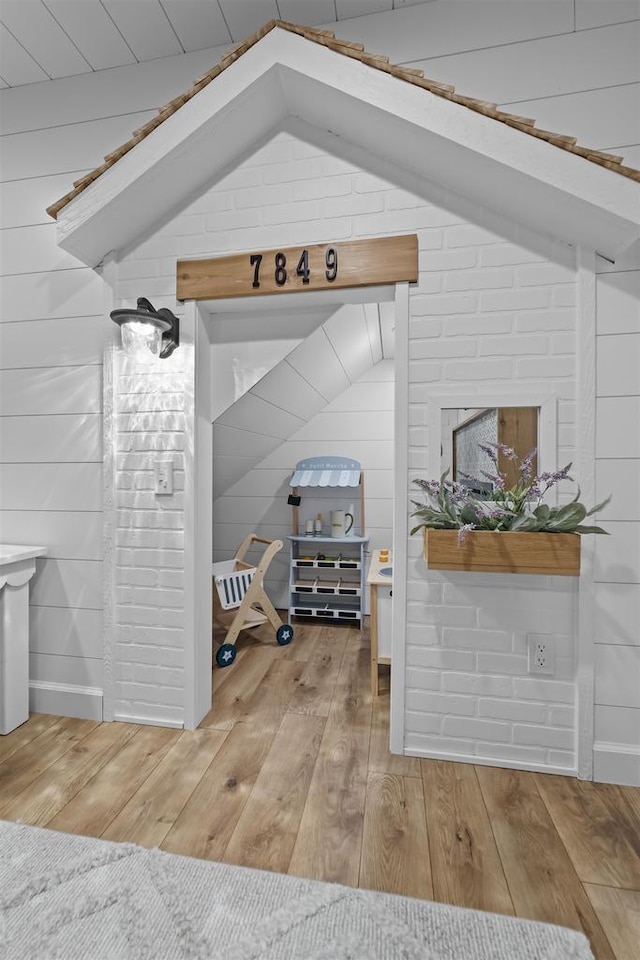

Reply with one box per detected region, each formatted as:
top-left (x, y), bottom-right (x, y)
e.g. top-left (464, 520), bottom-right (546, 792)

top-left (0, 0), bottom-right (434, 88)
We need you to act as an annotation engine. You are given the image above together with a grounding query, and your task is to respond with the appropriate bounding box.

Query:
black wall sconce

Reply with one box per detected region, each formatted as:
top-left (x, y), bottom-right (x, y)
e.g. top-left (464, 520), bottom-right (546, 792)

top-left (110, 297), bottom-right (180, 362)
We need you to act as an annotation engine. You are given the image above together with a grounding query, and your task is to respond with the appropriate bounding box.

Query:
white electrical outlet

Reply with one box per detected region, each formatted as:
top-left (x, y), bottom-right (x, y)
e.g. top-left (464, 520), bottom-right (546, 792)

top-left (527, 634), bottom-right (555, 675)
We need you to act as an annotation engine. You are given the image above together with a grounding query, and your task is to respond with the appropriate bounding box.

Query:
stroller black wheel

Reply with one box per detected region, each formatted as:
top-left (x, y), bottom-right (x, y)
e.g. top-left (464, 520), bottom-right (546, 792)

top-left (276, 624), bottom-right (293, 646)
top-left (216, 643), bottom-right (237, 667)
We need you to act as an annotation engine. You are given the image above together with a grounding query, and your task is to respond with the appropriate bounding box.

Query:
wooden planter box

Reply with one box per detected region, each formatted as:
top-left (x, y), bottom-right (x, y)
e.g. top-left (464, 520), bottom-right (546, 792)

top-left (422, 528), bottom-right (581, 576)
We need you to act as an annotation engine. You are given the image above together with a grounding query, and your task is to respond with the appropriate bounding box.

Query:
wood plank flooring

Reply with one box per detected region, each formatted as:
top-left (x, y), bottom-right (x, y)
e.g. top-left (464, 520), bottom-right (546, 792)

top-left (1, 620), bottom-right (639, 960)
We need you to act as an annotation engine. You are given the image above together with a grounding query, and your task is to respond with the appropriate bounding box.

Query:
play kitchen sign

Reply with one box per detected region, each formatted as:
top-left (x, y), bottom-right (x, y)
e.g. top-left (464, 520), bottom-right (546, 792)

top-left (176, 235), bottom-right (418, 300)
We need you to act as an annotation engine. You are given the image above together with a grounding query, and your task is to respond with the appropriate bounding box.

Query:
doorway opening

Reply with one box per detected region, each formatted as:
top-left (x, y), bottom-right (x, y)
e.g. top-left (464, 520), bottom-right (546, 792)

top-left (185, 283), bottom-right (409, 751)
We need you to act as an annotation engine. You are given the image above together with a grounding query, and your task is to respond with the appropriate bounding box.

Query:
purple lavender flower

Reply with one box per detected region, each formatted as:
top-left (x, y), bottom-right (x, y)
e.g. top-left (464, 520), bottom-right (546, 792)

top-left (494, 442), bottom-right (519, 462)
top-left (536, 462), bottom-right (574, 495)
top-left (520, 447), bottom-right (538, 483)
top-left (415, 479), bottom-right (441, 497)
top-left (457, 523), bottom-right (475, 545)
top-left (481, 471), bottom-right (505, 490)
top-left (412, 444), bottom-right (608, 540)
top-left (446, 479), bottom-right (468, 499)
top-left (478, 443), bottom-right (498, 465)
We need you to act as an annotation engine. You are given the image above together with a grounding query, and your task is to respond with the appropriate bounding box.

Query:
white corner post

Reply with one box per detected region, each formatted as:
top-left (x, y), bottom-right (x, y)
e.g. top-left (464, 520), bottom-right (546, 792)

top-left (102, 252), bottom-right (118, 723)
top-left (390, 281), bottom-right (410, 754)
top-left (576, 246), bottom-right (597, 780)
top-left (184, 300), bottom-right (213, 729)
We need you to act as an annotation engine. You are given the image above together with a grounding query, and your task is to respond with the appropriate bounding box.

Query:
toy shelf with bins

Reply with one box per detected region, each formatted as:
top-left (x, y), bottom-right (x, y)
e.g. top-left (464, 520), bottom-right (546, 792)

top-left (288, 535), bottom-right (369, 622)
top-left (288, 456), bottom-right (368, 625)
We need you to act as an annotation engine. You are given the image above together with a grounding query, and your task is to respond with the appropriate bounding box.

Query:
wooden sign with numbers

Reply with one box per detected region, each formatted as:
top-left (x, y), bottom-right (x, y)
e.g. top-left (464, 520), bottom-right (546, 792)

top-left (176, 235), bottom-right (418, 300)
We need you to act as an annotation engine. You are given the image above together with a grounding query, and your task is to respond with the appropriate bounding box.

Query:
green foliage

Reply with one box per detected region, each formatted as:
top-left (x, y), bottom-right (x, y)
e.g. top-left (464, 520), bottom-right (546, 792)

top-left (410, 444), bottom-right (610, 538)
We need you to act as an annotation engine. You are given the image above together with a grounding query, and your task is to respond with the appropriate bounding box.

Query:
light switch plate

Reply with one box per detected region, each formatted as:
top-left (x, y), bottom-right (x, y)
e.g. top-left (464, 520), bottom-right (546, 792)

top-left (154, 460), bottom-right (173, 495)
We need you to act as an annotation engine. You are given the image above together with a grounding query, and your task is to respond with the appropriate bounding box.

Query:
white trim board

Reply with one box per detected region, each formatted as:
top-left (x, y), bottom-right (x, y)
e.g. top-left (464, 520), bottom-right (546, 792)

top-left (112, 712), bottom-right (184, 730)
top-left (576, 247), bottom-right (597, 780)
top-left (198, 285), bottom-right (396, 315)
top-left (54, 27), bottom-right (640, 267)
top-left (390, 282), bottom-right (409, 755)
top-left (403, 744), bottom-right (577, 779)
top-left (101, 253), bottom-right (118, 724)
top-left (184, 300), bottom-right (213, 730)
top-left (594, 742), bottom-right (640, 787)
top-left (29, 681), bottom-right (103, 722)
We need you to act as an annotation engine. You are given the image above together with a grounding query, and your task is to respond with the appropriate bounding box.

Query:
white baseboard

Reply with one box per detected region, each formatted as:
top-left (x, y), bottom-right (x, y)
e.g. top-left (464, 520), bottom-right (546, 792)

top-left (113, 712), bottom-right (183, 728)
top-left (593, 741), bottom-right (640, 787)
top-left (29, 681), bottom-right (103, 722)
top-left (404, 745), bottom-right (576, 778)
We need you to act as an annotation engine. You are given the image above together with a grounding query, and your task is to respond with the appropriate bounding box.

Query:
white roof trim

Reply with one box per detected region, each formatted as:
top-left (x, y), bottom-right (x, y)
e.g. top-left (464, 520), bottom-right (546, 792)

top-left (55, 26), bottom-right (640, 267)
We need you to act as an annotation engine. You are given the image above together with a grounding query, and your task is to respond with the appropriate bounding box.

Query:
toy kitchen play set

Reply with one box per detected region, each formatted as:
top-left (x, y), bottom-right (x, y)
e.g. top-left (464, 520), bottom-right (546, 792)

top-left (287, 457), bottom-right (369, 625)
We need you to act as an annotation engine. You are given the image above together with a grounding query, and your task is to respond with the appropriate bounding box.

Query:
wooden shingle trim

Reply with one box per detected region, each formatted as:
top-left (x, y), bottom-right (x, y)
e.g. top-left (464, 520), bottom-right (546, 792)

top-left (193, 63), bottom-right (224, 85)
top-left (359, 52), bottom-right (391, 66)
top-left (329, 37), bottom-right (366, 53)
top-left (586, 149), bottom-right (624, 164)
top-left (450, 98), bottom-right (497, 118)
top-left (607, 162), bottom-right (640, 179)
top-left (103, 134), bottom-right (143, 165)
top-left (460, 97), bottom-right (501, 112)
top-left (572, 143), bottom-right (622, 164)
top-left (543, 134), bottom-right (578, 147)
top-left (493, 110), bottom-right (536, 127)
top-left (221, 18), bottom-right (278, 60)
top-left (46, 17), bottom-right (640, 219)
top-left (410, 76), bottom-right (456, 94)
top-left (71, 174), bottom-right (93, 191)
top-left (280, 22), bottom-right (331, 40)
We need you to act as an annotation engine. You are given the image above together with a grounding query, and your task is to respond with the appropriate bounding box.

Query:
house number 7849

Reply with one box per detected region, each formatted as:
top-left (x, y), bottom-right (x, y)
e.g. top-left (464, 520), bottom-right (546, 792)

top-left (175, 235), bottom-right (419, 301)
top-left (250, 247), bottom-right (338, 289)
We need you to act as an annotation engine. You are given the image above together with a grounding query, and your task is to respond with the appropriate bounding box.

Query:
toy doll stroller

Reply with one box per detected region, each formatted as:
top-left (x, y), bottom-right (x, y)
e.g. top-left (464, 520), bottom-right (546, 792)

top-left (211, 534), bottom-right (293, 667)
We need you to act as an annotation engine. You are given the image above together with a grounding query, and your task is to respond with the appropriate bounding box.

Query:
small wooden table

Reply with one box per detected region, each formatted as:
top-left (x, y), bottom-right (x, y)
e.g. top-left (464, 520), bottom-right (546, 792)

top-left (367, 549), bottom-right (393, 696)
top-left (0, 544), bottom-right (46, 734)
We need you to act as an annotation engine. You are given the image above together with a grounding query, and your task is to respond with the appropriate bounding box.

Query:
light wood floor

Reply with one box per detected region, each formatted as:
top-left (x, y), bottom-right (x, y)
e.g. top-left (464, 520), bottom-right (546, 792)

top-left (1, 621), bottom-right (639, 959)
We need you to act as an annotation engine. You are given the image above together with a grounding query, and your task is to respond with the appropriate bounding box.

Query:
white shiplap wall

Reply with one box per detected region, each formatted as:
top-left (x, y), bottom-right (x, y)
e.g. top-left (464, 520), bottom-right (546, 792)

top-left (0, 49), bottom-right (225, 719)
top-left (211, 302), bottom-right (382, 498)
top-left (593, 255), bottom-right (640, 784)
top-left (0, 1), bottom-right (638, 778)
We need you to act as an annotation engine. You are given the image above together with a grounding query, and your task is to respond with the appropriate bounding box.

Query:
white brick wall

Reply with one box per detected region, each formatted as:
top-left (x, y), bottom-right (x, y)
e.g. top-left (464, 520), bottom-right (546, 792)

top-left (402, 194), bottom-right (579, 771)
top-left (114, 127), bottom-right (580, 767)
top-left (405, 195), bottom-right (577, 770)
top-left (110, 354), bottom-right (189, 725)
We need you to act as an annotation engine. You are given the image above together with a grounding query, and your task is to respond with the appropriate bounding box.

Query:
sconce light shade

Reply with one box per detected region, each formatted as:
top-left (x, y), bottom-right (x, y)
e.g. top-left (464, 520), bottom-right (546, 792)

top-left (110, 297), bottom-right (180, 361)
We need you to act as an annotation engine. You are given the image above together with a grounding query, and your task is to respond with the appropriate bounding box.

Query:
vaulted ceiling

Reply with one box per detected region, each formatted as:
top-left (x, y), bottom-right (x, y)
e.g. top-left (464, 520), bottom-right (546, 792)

top-left (0, 0), bottom-right (432, 87)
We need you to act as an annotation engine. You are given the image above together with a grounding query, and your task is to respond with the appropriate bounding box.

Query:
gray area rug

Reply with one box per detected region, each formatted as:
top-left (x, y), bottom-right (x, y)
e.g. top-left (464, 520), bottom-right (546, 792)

top-left (0, 819), bottom-right (594, 959)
